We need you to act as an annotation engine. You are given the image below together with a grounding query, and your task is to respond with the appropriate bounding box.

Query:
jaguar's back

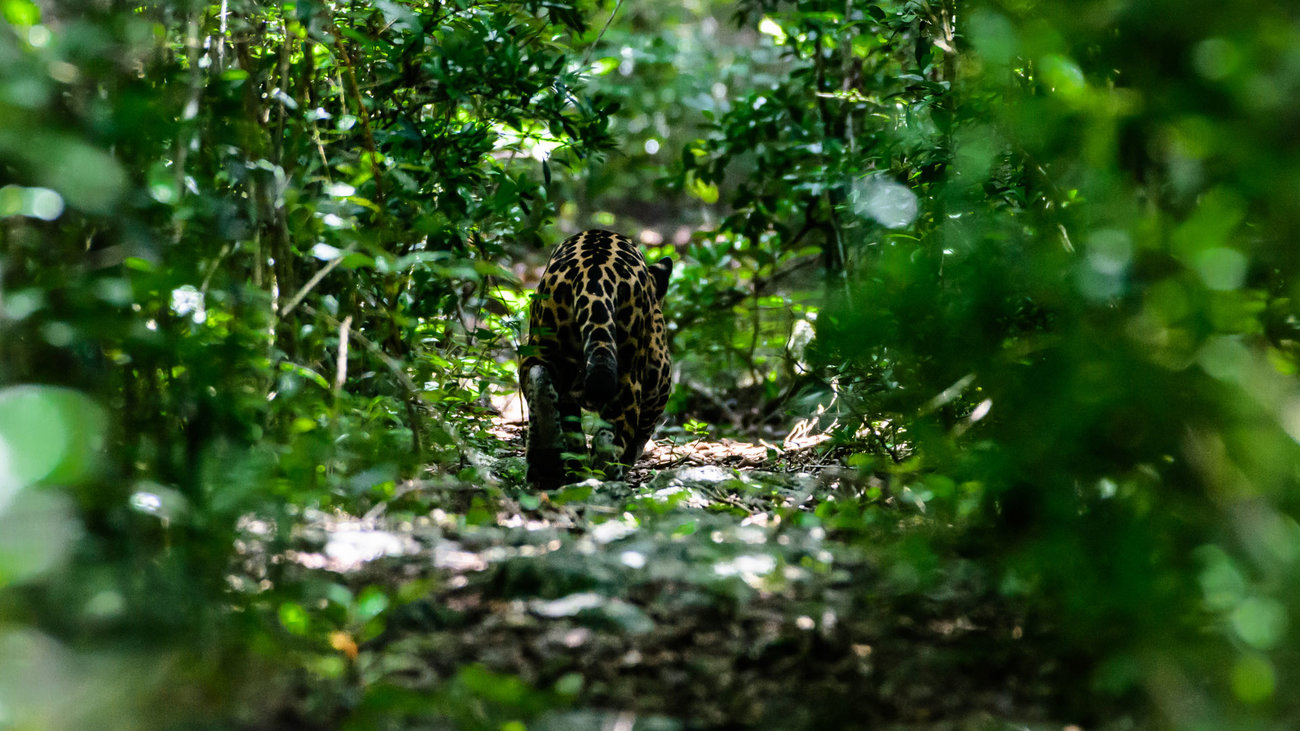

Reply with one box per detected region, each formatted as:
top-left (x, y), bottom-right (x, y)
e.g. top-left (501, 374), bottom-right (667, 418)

top-left (519, 230), bottom-right (672, 489)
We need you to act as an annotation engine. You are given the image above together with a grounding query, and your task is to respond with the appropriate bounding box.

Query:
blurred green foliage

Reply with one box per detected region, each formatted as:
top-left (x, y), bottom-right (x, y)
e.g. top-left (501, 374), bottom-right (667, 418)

top-left (1, 0), bottom-right (617, 723)
top-left (668, 0), bottom-right (1300, 726)
top-left (3, 0), bottom-right (1300, 728)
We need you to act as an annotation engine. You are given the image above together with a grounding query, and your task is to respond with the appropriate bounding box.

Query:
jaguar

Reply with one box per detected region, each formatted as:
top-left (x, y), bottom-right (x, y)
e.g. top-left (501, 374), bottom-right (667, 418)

top-left (519, 229), bottom-right (673, 489)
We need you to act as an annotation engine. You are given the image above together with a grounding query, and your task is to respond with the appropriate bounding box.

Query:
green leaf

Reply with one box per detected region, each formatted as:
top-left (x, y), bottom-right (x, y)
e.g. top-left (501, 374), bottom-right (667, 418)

top-left (553, 672), bottom-right (583, 698)
top-left (687, 174), bottom-right (719, 204)
top-left (0, 386), bottom-right (106, 492)
top-left (2, 0), bottom-right (40, 26)
top-left (1231, 598), bottom-right (1287, 650)
top-left (356, 586), bottom-right (390, 622)
top-left (1231, 652), bottom-right (1276, 704)
top-left (589, 57), bottom-right (619, 76)
top-left (278, 602), bottom-right (310, 636)
top-left (147, 161), bottom-right (179, 205)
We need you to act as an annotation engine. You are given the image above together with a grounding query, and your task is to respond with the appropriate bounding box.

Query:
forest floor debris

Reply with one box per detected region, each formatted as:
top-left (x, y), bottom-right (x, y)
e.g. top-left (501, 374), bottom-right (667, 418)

top-left (259, 411), bottom-right (1068, 729)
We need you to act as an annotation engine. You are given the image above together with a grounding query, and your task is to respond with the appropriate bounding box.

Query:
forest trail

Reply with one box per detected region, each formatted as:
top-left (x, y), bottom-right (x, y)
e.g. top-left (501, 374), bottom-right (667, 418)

top-left (265, 397), bottom-right (1055, 729)
top-left (490, 389), bottom-right (839, 476)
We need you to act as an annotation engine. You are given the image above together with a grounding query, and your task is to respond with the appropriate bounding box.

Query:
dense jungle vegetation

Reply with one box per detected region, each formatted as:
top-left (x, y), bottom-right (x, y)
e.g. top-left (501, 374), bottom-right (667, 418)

top-left (3, 0), bottom-right (1300, 728)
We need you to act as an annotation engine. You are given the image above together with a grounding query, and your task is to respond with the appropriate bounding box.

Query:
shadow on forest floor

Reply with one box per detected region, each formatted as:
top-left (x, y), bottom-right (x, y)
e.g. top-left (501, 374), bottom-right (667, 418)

top-left (254, 399), bottom-right (1072, 730)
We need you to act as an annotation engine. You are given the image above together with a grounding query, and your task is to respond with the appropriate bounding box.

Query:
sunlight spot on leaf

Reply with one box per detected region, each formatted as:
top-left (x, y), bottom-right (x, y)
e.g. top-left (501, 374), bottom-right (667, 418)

top-left (311, 243), bottom-right (342, 260)
top-left (270, 87), bottom-right (298, 110)
top-left (590, 57), bottom-right (619, 76)
top-left (127, 490), bottom-right (160, 514)
top-left (687, 174), bottom-right (719, 204)
top-left (652, 484), bottom-right (709, 508)
top-left (3, 0), bottom-right (40, 26)
top-left (851, 174), bottom-right (918, 229)
top-left (1039, 54), bottom-right (1086, 99)
top-left (170, 285), bottom-right (205, 323)
top-left (591, 518), bottom-right (636, 544)
top-left (324, 182), bottom-right (354, 198)
top-left (529, 136), bottom-right (561, 162)
top-left (713, 553), bottom-right (776, 580)
top-left (758, 16), bottom-right (787, 45)
top-left (532, 592), bottom-right (605, 618)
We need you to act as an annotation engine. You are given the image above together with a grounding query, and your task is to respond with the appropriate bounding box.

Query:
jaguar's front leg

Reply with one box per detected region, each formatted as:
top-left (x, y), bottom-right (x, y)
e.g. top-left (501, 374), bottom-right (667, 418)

top-left (522, 365), bottom-right (565, 490)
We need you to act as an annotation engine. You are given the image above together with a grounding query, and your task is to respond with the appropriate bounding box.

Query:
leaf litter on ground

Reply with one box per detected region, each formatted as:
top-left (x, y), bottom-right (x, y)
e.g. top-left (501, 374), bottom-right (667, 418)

top-left (241, 424), bottom-right (1067, 729)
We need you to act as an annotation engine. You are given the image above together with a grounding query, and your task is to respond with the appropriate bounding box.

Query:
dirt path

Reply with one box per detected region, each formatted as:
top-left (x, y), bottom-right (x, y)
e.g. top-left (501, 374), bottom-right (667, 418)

top-left (258, 403), bottom-right (1059, 729)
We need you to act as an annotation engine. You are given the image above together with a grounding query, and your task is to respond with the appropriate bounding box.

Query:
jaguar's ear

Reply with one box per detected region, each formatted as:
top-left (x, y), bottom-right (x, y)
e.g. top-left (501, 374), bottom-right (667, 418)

top-left (650, 257), bottom-right (673, 300)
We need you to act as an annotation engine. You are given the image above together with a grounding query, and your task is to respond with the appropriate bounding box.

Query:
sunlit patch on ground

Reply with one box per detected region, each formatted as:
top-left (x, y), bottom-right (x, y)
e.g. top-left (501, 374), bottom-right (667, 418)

top-left (490, 388), bottom-right (848, 481)
top-left (286, 510), bottom-right (420, 573)
top-left (242, 397), bottom-right (1059, 728)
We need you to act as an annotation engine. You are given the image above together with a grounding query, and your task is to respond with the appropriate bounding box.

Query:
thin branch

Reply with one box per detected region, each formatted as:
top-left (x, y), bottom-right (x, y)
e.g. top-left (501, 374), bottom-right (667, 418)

top-left (578, 0), bottom-right (625, 69)
top-left (299, 303), bottom-right (458, 458)
top-left (277, 248), bottom-right (352, 319)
